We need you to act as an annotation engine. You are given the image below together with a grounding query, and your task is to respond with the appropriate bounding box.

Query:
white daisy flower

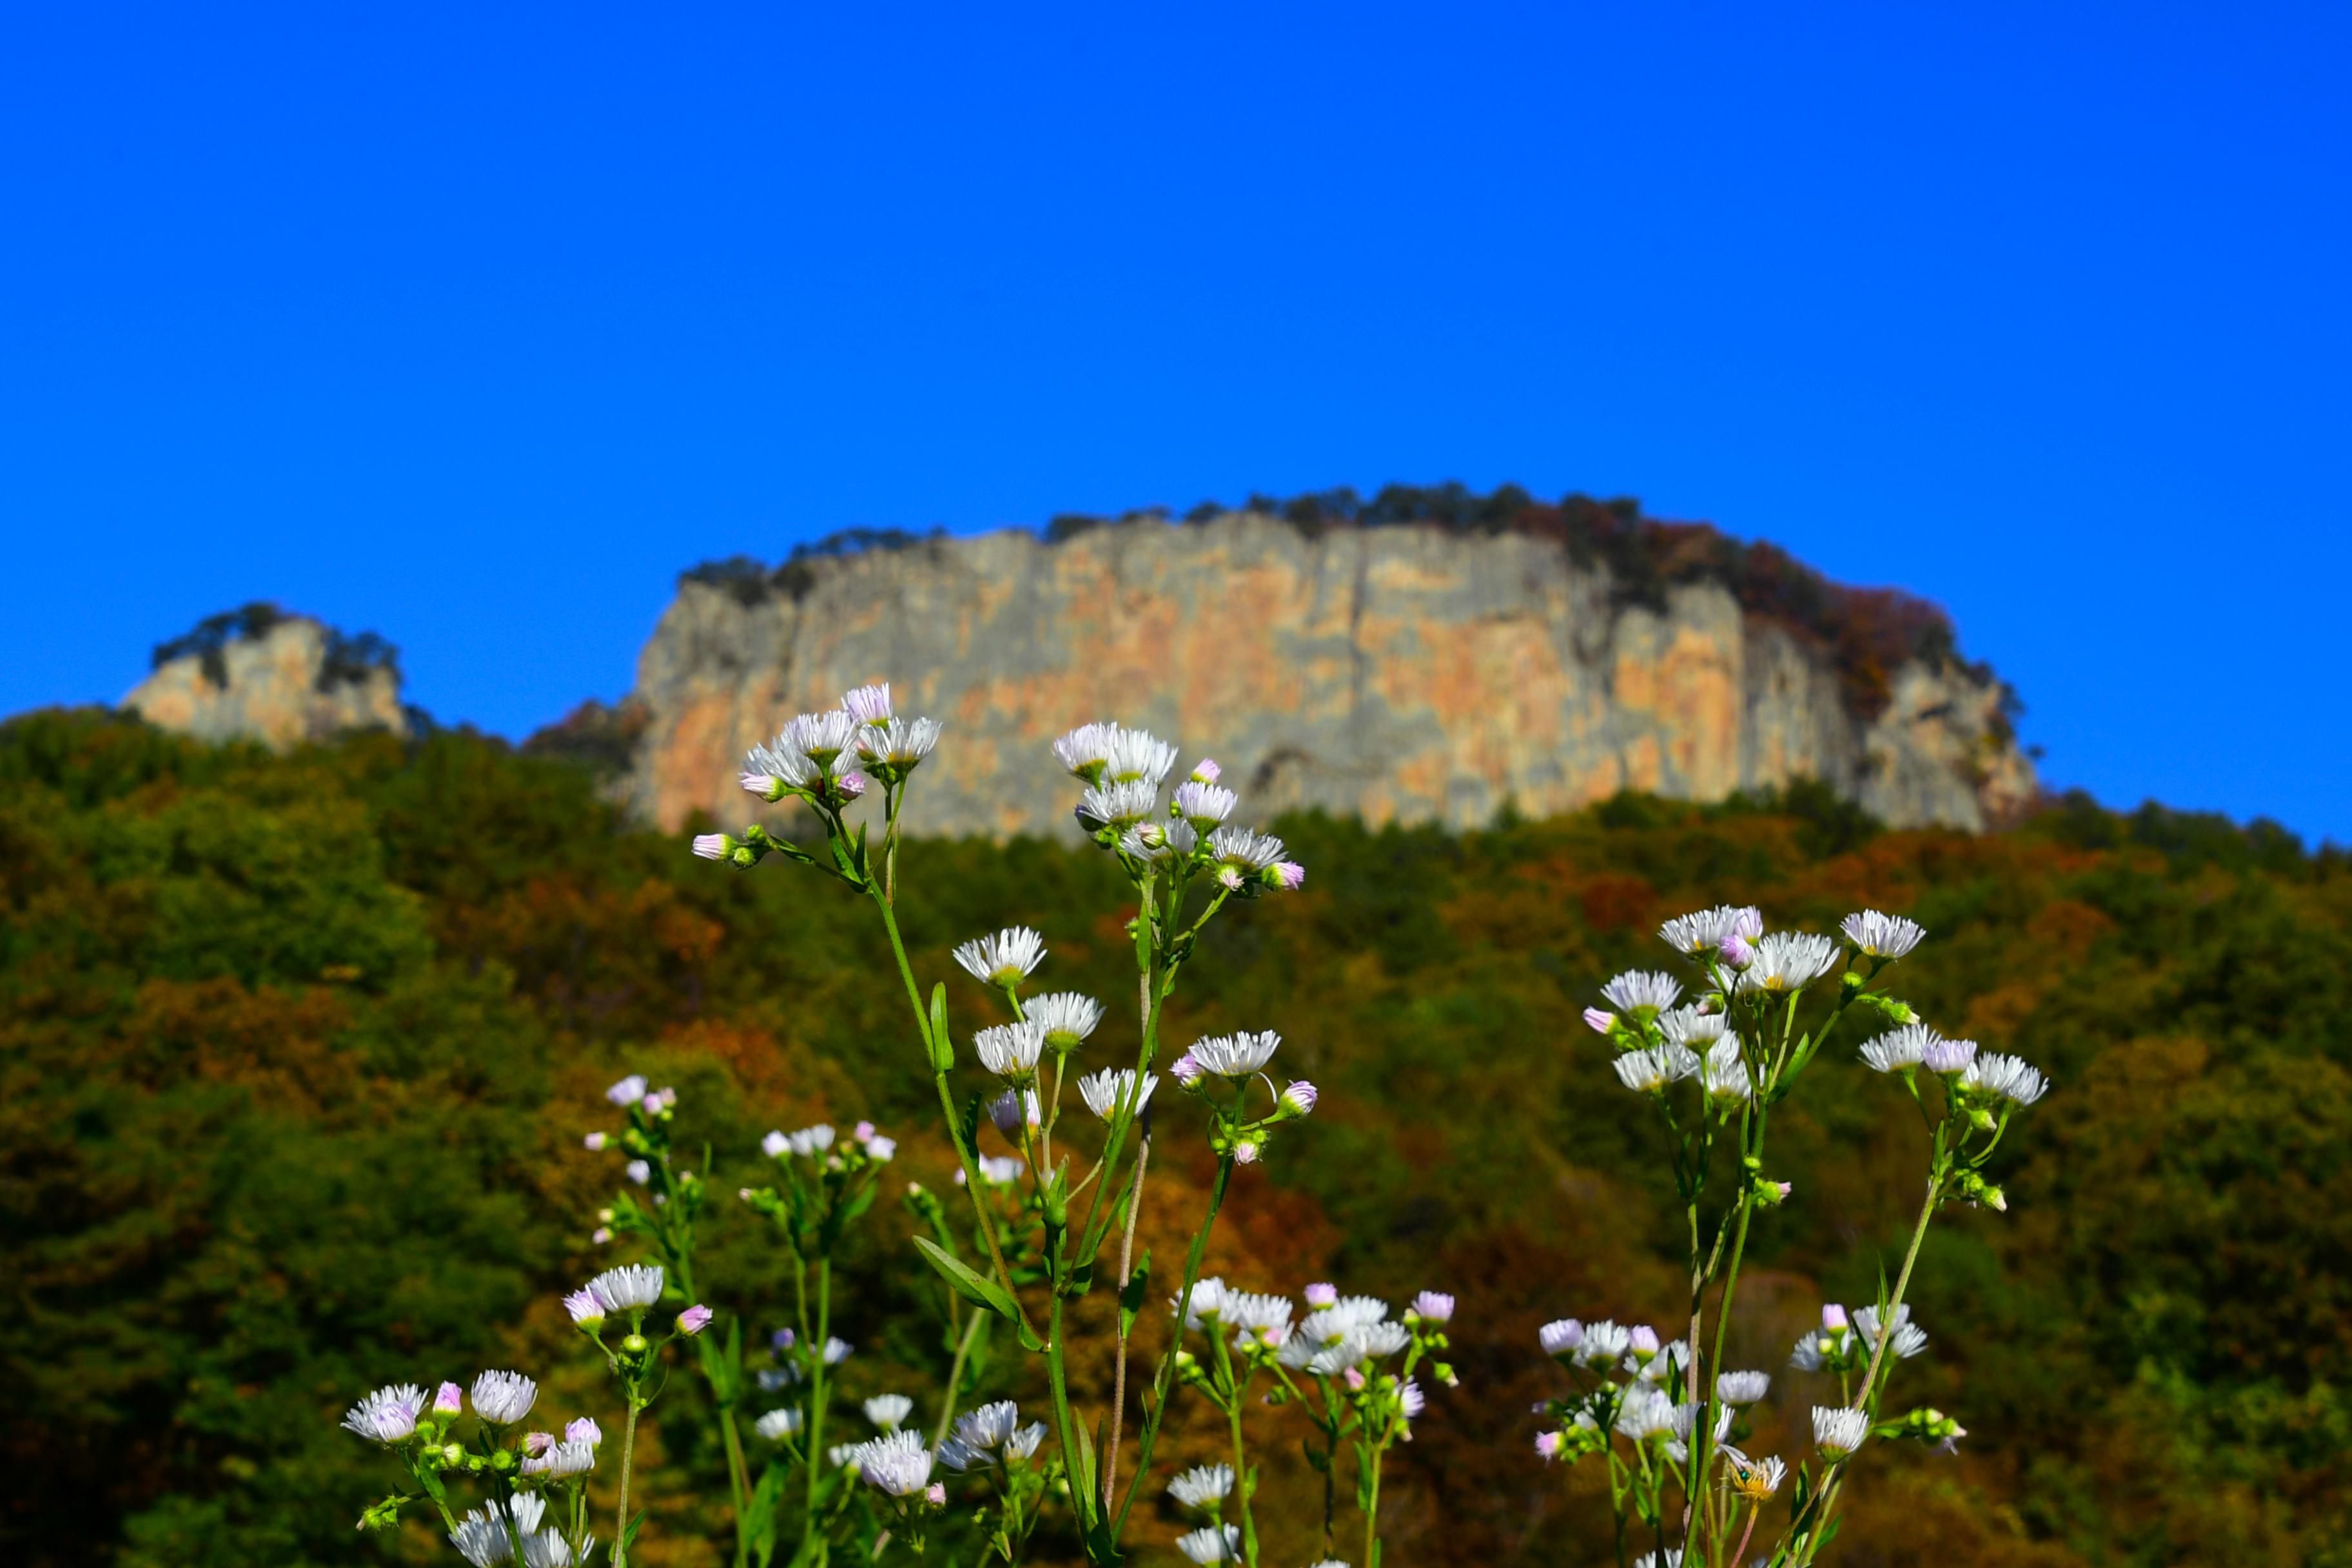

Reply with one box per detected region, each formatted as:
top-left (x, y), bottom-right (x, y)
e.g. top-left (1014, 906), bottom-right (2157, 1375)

top-left (1102, 727), bottom-right (1179, 786)
top-left (854, 716), bottom-right (943, 769)
top-left (519, 1438), bottom-right (596, 1478)
top-left (864, 1394), bottom-right (915, 1431)
top-left (1077, 1068), bottom-right (1159, 1121)
top-left (1601, 970), bottom-right (1681, 1015)
top-left (447, 1513), bottom-right (512, 1567)
top-left (1717, 1369), bottom-right (1772, 1405)
top-left (754, 1408), bottom-right (803, 1440)
top-left (605, 1074), bottom-right (649, 1106)
top-left (519, 1533), bottom-right (576, 1568)
top-left (469, 1371), bottom-right (537, 1425)
top-left (843, 683), bottom-right (894, 725)
top-left (1812, 1405), bottom-right (1869, 1460)
top-left (1052, 721), bottom-right (1119, 779)
top-left (1963, 1051), bottom-right (2051, 1106)
top-left (952, 1400), bottom-right (1021, 1451)
top-left (1700, 1037), bottom-right (1752, 1105)
top-left (340, 1384), bottom-right (425, 1444)
top-left (967, 1154), bottom-right (1025, 1185)
top-left (587, 1264), bottom-right (665, 1314)
top-left (779, 709), bottom-right (860, 767)
top-left (1738, 932), bottom-right (1842, 994)
top-left (1027, 991), bottom-right (1104, 1052)
top-left (1186, 1030), bottom-right (1281, 1077)
top-left (1657, 905), bottom-right (1764, 956)
top-left (954, 927), bottom-right (1046, 988)
top-left (1224, 1291), bottom-right (1295, 1346)
top-left (1206, 826), bottom-right (1290, 886)
top-left (1174, 779), bottom-right (1238, 827)
top-left (1576, 1320), bottom-right (1632, 1370)
top-left (1923, 1035), bottom-right (1981, 1073)
top-left (1539, 1318), bottom-right (1585, 1356)
top-left (974, 1021), bottom-right (1047, 1080)
top-left (990, 1088), bottom-right (1043, 1136)
top-left (822, 1336), bottom-right (852, 1365)
top-left (1615, 1387), bottom-right (1678, 1440)
top-left (1612, 1046), bottom-right (1700, 1093)
top-left (1725, 1450), bottom-right (1787, 1502)
top-left (783, 1124), bottom-right (836, 1158)
top-left (742, 738), bottom-right (821, 791)
top-left (1078, 779), bottom-right (1161, 832)
top-left (1004, 1422), bottom-right (1046, 1460)
top-left (854, 1429), bottom-right (934, 1495)
top-left (1841, 909), bottom-right (1926, 959)
top-left (1168, 1462), bottom-right (1235, 1508)
top-left (1855, 1303), bottom-right (1929, 1359)
top-left (1175, 1277), bottom-right (1230, 1329)
top-left (1859, 1024), bottom-right (1939, 1073)
top-left (1176, 1524), bottom-right (1242, 1563)
top-left (1657, 1006), bottom-right (1729, 1047)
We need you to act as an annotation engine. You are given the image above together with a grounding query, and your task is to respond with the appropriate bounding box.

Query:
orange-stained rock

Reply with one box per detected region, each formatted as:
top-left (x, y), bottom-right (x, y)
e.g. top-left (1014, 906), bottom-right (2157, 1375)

top-left (122, 617), bottom-right (406, 750)
top-left (627, 513), bottom-right (2035, 836)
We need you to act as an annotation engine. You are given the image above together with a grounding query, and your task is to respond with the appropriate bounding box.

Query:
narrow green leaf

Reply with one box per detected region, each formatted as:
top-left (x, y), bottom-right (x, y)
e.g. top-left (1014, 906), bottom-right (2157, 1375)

top-left (912, 1234), bottom-right (1021, 1323)
top-left (1118, 1249), bottom-right (1152, 1338)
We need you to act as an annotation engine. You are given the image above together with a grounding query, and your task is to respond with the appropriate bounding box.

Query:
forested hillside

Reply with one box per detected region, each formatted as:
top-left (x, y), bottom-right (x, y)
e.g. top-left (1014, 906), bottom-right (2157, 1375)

top-left (5, 710), bottom-right (2346, 1566)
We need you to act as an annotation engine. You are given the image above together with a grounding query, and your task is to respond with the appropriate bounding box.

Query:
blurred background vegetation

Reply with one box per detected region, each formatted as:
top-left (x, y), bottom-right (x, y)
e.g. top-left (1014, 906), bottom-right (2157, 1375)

top-left (5, 709), bottom-right (2347, 1567)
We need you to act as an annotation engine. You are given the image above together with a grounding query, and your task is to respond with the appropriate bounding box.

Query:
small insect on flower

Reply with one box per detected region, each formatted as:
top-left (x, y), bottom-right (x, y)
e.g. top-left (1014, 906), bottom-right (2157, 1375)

top-left (340, 1384), bottom-right (426, 1444)
top-left (1812, 1405), bottom-right (1870, 1460)
top-left (1186, 1030), bottom-right (1282, 1077)
top-left (1724, 1451), bottom-right (1787, 1502)
top-left (471, 1371), bottom-right (538, 1424)
top-left (755, 1407), bottom-right (803, 1440)
top-left (1176, 1524), bottom-right (1244, 1563)
top-left (1859, 1024), bottom-right (1940, 1073)
top-left (1077, 1068), bottom-right (1159, 1121)
top-left (864, 1394), bottom-right (914, 1431)
top-left (1168, 1462), bottom-right (1236, 1508)
top-left (1841, 908), bottom-right (1926, 959)
top-left (954, 927), bottom-right (1048, 988)
top-left (974, 1021), bottom-right (1048, 1081)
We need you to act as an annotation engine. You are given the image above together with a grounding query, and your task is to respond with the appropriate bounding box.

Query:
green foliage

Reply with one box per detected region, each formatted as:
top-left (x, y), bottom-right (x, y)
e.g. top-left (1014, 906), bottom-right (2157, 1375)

top-left (5, 709), bottom-right (2349, 1565)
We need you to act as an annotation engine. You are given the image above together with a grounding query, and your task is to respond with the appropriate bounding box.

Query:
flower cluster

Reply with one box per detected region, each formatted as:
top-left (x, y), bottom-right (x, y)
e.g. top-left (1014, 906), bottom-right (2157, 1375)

top-left (1053, 723), bottom-right (1304, 896)
top-left (342, 1371), bottom-right (604, 1563)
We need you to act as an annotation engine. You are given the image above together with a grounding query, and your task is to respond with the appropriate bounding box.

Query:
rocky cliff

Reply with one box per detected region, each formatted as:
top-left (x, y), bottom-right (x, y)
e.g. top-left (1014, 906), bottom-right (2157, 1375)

top-left (123, 605), bottom-right (407, 749)
top-left (625, 507), bottom-right (2035, 836)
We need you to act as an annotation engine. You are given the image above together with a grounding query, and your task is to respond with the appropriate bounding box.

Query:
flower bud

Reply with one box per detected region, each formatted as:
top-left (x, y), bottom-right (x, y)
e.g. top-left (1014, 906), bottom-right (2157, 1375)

top-left (1821, 1304), bottom-right (1848, 1331)
top-left (1718, 934), bottom-right (1755, 970)
top-left (434, 1382), bottom-right (464, 1415)
top-left (678, 1305), bottom-right (714, 1337)
top-left (584, 1132), bottom-right (607, 1151)
top-left (1305, 1283), bottom-right (1338, 1308)
top-left (1276, 1081), bottom-right (1318, 1120)
top-left (1582, 1006), bottom-right (1616, 1034)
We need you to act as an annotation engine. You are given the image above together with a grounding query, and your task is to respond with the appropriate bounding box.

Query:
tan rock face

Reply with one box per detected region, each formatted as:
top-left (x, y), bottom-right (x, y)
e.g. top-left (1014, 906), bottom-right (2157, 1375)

top-left (627, 513), bottom-right (2035, 836)
top-left (124, 618), bottom-right (407, 749)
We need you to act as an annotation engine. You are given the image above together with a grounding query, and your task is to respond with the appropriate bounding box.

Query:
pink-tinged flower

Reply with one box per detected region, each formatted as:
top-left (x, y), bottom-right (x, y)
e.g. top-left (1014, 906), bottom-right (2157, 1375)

top-left (836, 770), bottom-right (870, 798)
top-left (591, 1227), bottom-right (612, 1244)
top-left (843, 683), bottom-right (893, 724)
top-left (1536, 1429), bottom-right (1564, 1462)
top-left (1538, 1318), bottom-right (1584, 1356)
top-left (1719, 932), bottom-right (1756, 968)
top-left (566, 1416), bottom-right (603, 1446)
top-left (340, 1384), bottom-right (425, 1444)
top-left (605, 1075), bottom-right (647, 1106)
top-left (433, 1382), bottom-right (464, 1415)
top-left (866, 1135), bottom-right (897, 1161)
top-left (471, 1371), bottom-right (538, 1425)
top-left (854, 1121), bottom-right (876, 1142)
top-left (740, 770), bottom-right (780, 797)
top-left (1235, 1141), bottom-right (1261, 1164)
top-left (1821, 1304), bottom-right (1849, 1331)
top-left (1280, 1081), bottom-right (1318, 1117)
top-left (642, 1093), bottom-right (663, 1113)
top-left (691, 833), bottom-right (730, 860)
top-left (524, 1429), bottom-right (556, 1455)
top-left (1191, 758), bottom-right (1222, 784)
top-left (1343, 1366), bottom-right (1367, 1391)
top-left (678, 1305), bottom-right (714, 1336)
top-left (583, 1132), bottom-right (607, 1151)
top-left (1398, 1378), bottom-right (1426, 1418)
top-left (1411, 1291), bottom-right (1455, 1324)
top-left (925, 1482), bottom-right (946, 1507)
top-left (1270, 861), bottom-right (1306, 890)
top-left (1583, 1006), bottom-right (1615, 1034)
top-left (1171, 1052), bottom-right (1204, 1086)
top-left (1305, 1283), bottom-right (1338, 1309)
top-left (1627, 1325), bottom-right (1660, 1356)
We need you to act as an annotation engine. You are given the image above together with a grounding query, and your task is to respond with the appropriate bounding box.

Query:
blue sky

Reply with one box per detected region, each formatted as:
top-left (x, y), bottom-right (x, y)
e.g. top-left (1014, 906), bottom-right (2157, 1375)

top-left (3, 3), bottom-right (2345, 839)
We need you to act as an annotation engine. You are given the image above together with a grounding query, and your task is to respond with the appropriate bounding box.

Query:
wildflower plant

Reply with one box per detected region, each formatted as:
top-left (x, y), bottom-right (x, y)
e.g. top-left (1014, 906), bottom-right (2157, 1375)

top-left (1538, 904), bottom-right (2052, 1565)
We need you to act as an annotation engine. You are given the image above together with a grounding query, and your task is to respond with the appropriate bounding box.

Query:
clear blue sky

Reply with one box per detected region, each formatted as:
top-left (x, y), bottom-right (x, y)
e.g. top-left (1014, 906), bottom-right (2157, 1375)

top-left (3, 3), bottom-right (2345, 840)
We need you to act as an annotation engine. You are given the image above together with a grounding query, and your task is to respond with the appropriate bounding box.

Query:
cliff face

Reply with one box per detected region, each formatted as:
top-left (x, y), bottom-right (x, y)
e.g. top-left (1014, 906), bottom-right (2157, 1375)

top-left (123, 615), bottom-right (407, 749)
top-left (626, 513), bottom-right (2034, 836)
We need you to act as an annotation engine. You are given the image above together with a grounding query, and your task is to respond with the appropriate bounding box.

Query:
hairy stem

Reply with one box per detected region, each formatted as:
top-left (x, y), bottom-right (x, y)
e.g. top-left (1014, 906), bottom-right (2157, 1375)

top-left (932, 1305), bottom-right (986, 1447)
top-left (614, 1400), bottom-right (640, 1568)
top-left (1112, 1155), bottom-right (1236, 1540)
top-left (1102, 1130), bottom-right (1150, 1507)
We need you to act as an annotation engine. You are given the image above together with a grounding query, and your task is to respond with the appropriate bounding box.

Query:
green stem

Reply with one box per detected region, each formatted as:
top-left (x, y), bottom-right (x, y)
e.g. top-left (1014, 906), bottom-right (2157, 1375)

top-left (803, 1258), bottom-right (832, 1556)
top-left (1211, 1336), bottom-right (1259, 1566)
top-left (721, 1406), bottom-right (752, 1568)
top-left (1362, 1445), bottom-right (1384, 1568)
top-left (933, 1304), bottom-right (987, 1447)
top-left (614, 1399), bottom-right (640, 1568)
top-left (1112, 1155), bottom-right (1236, 1540)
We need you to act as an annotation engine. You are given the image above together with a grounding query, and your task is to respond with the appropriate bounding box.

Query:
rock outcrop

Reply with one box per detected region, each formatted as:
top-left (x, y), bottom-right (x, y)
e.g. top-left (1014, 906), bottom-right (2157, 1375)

top-left (124, 607), bottom-right (407, 749)
top-left (623, 510), bottom-right (2035, 836)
